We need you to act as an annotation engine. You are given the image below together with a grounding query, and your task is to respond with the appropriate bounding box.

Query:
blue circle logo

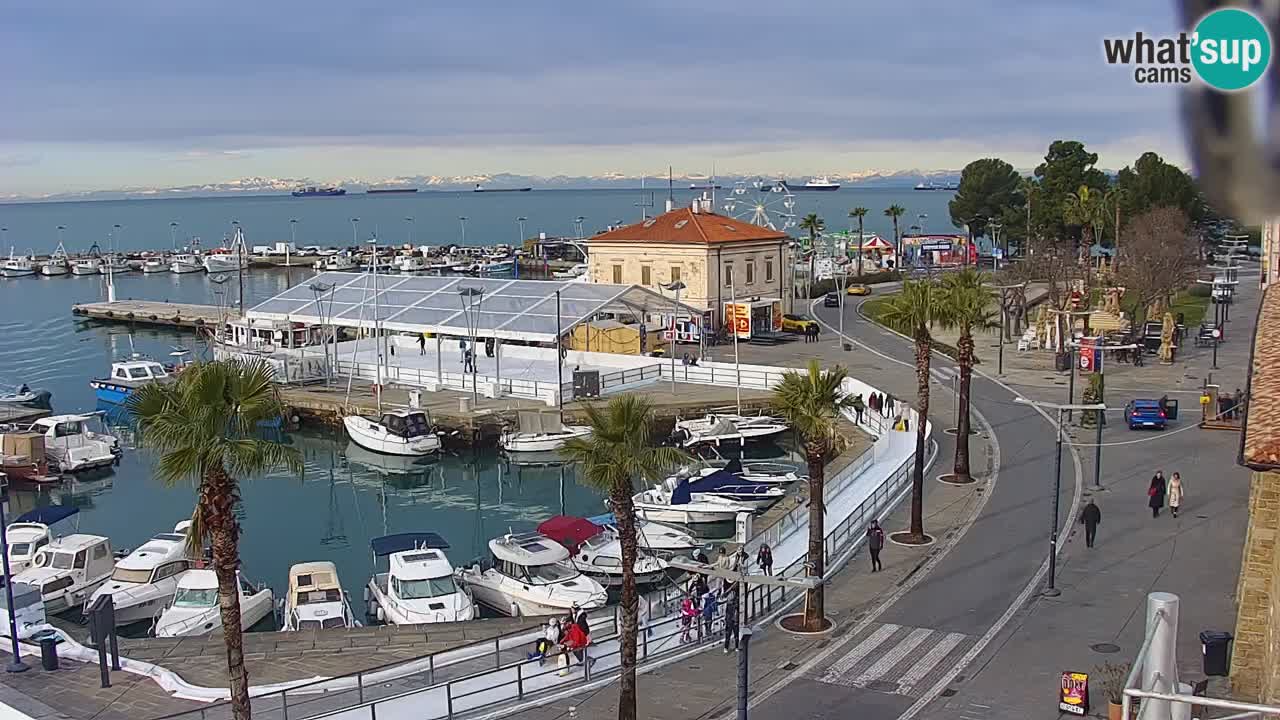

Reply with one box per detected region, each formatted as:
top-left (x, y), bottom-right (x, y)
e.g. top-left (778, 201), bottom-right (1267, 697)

top-left (1192, 8), bottom-right (1272, 91)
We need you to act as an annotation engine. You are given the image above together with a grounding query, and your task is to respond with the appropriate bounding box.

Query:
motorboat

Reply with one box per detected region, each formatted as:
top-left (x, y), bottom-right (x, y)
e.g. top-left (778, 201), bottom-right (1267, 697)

top-left (71, 255), bottom-right (103, 276)
top-left (153, 569), bottom-right (275, 637)
top-left (631, 479), bottom-right (750, 525)
top-left (90, 358), bottom-right (173, 405)
top-left (13, 533), bottom-right (114, 614)
top-left (141, 256), bottom-right (170, 273)
top-left (662, 467), bottom-right (786, 511)
top-left (99, 254), bottom-right (132, 274)
top-left (314, 253), bottom-right (358, 271)
top-left (2, 506), bottom-right (79, 576)
top-left (203, 252), bottom-right (247, 273)
top-left (86, 521), bottom-right (193, 626)
top-left (365, 533), bottom-right (474, 625)
top-left (475, 259), bottom-right (514, 275)
top-left (1, 249), bottom-right (36, 278)
top-left (170, 253), bottom-right (204, 274)
top-left (681, 458), bottom-right (801, 486)
top-left (551, 263), bottom-right (589, 279)
top-left (344, 409), bottom-right (441, 457)
top-left (0, 385), bottom-right (52, 408)
top-left (40, 243), bottom-right (71, 276)
top-left (671, 413), bottom-right (789, 447)
top-left (24, 413), bottom-right (120, 473)
top-left (0, 427), bottom-right (58, 483)
top-left (0, 581), bottom-right (47, 641)
top-left (586, 514), bottom-right (701, 557)
top-left (458, 532), bottom-right (607, 617)
top-left (395, 255), bottom-right (432, 274)
top-left (537, 516), bottom-right (668, 588)
top-left (500, 411), bottom-right (591, 453)
top-left (344, 440), bottom-right (438, 476)
top-left (282, 561), bottom-right (360, 631)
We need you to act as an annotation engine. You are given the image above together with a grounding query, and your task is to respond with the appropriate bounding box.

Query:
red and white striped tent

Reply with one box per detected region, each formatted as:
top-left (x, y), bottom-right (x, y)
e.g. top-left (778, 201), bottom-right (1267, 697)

top-left (858, 235), bottom-right (896, 255)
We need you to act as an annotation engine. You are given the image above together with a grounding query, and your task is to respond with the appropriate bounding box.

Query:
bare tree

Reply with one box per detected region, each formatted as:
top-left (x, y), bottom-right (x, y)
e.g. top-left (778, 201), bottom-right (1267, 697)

top-left (1116, 207), bottom-right (1198, 326)
top-left (1003, 236), bottom-right (1089, 349)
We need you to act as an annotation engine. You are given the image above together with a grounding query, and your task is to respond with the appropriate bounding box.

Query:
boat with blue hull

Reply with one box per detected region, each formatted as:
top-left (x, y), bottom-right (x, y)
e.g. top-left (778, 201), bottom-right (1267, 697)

top-left (89, 359), bottom-right (174, 405)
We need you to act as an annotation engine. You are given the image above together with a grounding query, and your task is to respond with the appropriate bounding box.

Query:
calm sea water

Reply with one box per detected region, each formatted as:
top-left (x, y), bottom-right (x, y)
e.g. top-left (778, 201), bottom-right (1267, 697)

top-left (0, 187), bottom-right (957, 254)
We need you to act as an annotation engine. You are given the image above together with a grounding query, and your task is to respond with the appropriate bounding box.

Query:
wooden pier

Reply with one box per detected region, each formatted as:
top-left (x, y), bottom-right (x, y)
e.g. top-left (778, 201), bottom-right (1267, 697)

top-left (0, 405), bottom-right (51, 425)
top-left (71, 300), bottom-right (226, 329)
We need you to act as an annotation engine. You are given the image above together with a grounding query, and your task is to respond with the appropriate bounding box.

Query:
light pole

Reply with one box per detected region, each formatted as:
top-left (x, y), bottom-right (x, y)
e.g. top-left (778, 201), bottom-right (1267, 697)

top-left (350, 217), bottom-right (360, 247)
top-left (663, 280), bottom-right (686, 394)
top-left (917, 213), bottom-right (928, 235)
top-left (231, 220), bottom-right (244, 313)
top-left (169, 221), bottom-right (179, 251)
top-left (458, 287), bottom-right (484, 405)
top-left (837, 268), bottom-right (847, 350)
top-left (0, 474), bottom-right (29, 673)
top-left (459, 216), bottom-right (468, 244)
top-left (288, 218), bottom-right (298, 267)
top-left (309, 282), bottom-right (334, 386)
top-left (989, 221), bottom-right (1003, 270)
top-left (516, 216), bottom-right (527, 245)
top-left (574, 216), bottom-right (586, 240)
top-left (404, 216), bottom-right (414, 247)
top-left (1014, 397), bottom-right (1105, 596)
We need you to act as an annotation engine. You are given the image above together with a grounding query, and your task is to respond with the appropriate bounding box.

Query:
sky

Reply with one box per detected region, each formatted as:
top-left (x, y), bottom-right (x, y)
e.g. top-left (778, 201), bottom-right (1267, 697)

top-left (1, 0), bottom-right (1186, 195)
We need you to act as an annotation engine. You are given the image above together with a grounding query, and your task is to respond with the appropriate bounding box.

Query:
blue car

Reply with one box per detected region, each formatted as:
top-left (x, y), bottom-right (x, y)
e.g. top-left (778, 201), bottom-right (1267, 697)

top-left (1125, 399), bottom-right (1168, 430)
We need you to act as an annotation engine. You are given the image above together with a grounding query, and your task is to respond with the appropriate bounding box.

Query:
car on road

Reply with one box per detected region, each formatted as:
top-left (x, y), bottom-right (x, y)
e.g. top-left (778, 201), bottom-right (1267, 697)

top-left (847, 284), bottom-right (872, 296)
top-left (782, 314), bottom-right (817, 334)
top-left (823, 292), bottom-right (841, 308)
top-left (1125, 399), bottom-right (1168, 430)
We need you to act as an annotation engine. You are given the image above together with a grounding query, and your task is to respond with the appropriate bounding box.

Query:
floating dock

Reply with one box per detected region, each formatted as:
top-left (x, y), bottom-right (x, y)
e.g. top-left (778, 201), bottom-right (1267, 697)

top-left (0, 405), bottom-right (51, 425)
top-left (71, 300), bottom-right (225, 329)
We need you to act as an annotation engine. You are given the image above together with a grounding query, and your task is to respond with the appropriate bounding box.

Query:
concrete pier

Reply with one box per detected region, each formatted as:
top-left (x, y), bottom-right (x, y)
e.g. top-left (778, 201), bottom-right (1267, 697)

top-left (71, 300), bottom-right (225, 329)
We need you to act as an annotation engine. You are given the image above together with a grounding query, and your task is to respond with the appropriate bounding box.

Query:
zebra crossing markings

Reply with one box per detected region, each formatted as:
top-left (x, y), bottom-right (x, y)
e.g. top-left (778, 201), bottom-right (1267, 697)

top-left (816, 623), bottom-right (973, 696)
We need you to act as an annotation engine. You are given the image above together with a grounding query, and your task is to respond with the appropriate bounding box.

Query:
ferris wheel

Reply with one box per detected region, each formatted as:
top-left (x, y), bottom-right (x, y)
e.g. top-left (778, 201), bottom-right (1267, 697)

top-left (722, 178), bottom-right (797, 231)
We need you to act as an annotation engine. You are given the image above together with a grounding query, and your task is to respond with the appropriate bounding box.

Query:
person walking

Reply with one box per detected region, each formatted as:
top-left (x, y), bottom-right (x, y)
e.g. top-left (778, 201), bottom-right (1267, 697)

top-left (1078, 500), bottom-right (1101, 548)
top-left (1148, 470), bottom-right (1167, 518)
top-left (459, 337), bottom-right (468, 363)
top-left (1168, 472), bottom-right (1184, 518)
top-left (885, 394), bottom-right (896, 418)
top-left (700, 587), bottom-right (718, 640)
top-left (852, 394), bottom-right (866, 424)
top-left (866, 519), bottom-right (886, 571)
top-left (418, 333), bottom-right (427, 356)
top-left (680, 594), bottom-right (698, 644)
top-left (756, 543), bottom-right (773, 576)
top-left (869, 393), bottom-right (881, 416)
top-left (722, 588), bottom-right (740, 653)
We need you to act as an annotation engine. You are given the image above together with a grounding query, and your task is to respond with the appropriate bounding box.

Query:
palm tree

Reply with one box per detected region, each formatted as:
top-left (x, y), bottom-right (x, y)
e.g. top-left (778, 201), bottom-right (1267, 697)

top-left (884, 205), bottom-right (906, 262)
top-left (127, 360), bottom-right (301, 720)
top-left (1063, 185), bottom-right (1106, 260)
top-left (799, 213), bottom-right (824, 249)
top-left (562, 396), bottom-right (687, 720)
top-left (938, 269), bottom-right (998, 483)
top-left (771, 360), bottom-right (856, 631)
top-left (877, 279), bottom-right (944, 542)
top-left (848, 207), bottom-right (869, 277)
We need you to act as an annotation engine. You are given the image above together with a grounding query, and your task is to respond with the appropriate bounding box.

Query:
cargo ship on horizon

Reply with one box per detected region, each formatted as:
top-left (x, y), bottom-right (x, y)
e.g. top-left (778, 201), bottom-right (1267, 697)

top-left (473, 184), bottom-right (531, 193)
top-left (291, 186), bottom-right (347, 197)
top-left (366, 188), bottom-right (419, 194)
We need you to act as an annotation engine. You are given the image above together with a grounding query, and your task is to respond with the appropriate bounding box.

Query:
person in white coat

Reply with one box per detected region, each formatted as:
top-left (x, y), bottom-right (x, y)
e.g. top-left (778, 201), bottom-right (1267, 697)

top-left (1168, 472), bottom-right (1185, 518)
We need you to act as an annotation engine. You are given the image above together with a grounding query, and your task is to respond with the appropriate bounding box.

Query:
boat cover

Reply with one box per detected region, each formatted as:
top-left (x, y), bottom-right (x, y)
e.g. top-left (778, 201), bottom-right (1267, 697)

top-left (537, 515), bottom-right (603, 551)
top-left (670, 478), bottom-right (692, 505)
top-left (370, 532), bottom-right (449, 556)
top-left (14, 505), bottom-right (78, 526)
top-left (685, 469), bottom-right (774, 496)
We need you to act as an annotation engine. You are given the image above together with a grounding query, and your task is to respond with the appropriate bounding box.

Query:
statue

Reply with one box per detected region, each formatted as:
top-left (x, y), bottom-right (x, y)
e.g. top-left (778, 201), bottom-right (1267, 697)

top-left (1104, 287), bottom-right (1124, 316)
top-left (1158, 312), bottom-right (1176, 364)
top-left (1035, 305), bottom-right (1050, 349)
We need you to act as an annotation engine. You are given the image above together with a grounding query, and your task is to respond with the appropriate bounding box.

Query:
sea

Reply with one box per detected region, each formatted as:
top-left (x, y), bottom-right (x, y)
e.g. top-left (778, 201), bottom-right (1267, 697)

top-left (0, 186), bottom-right (952, 629)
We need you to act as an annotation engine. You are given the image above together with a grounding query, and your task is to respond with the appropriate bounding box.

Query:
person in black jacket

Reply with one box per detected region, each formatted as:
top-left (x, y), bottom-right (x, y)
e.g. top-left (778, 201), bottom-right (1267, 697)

top-left (1149, 471), bottom-right (1167, 518)
top-left (1078, 500), bottom-right (1101, 548)
top-left (866, 519), bottom-right (886, 571)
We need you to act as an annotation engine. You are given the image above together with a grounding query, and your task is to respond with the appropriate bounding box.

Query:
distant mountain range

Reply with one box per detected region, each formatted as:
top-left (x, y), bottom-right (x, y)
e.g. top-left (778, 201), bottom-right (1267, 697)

top-left (1, 169), bottom-right (968, 203)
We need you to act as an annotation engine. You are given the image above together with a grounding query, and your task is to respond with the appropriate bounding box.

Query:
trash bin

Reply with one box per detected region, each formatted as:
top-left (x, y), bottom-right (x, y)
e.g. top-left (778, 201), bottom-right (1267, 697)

top-left (1200, 630), bottom-right (1233, 676)
top-left (1054, 352), bottom-right (1071, 371)
top-left (39, 637), bottom-right (58, 671)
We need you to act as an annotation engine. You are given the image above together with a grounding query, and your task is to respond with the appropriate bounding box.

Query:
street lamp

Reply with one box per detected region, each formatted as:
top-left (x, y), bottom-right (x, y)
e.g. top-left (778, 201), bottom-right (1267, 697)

top-left (350, 217), bottom-right (360, 247)
top-left (404, 217), bottom-right (415, 247)
top-left (1014, 397), bottom-right (1106, 596)
top-left (169, 221), bottom-right (179, 251)
top-left (516, 216), bottom-right (528, 245)
top-left (459, 216), bottom-right (468, 244)
top-left (663, 280), bottom-right (686, 394)
top-left (917, 213), bottom-right (928, 235)
top-left (574, 216), bottom-right (586, 239)
top-left (288, 218), bottom-right (298, 267)
top-left (989, 222), bottom-right (1003, 270)
top-left (309, 282), bottom-right (335, 385)
top-left (458, 287), bottom-right (485, 404)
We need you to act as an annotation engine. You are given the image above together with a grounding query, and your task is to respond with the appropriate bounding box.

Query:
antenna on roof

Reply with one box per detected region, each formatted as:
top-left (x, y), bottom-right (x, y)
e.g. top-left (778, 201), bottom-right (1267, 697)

top-left (668, 166), bottom-right (674, 202)
top-left (711, 161), bottom-right (716, 211)
top-left (636, 175), bottom-right (653, 220)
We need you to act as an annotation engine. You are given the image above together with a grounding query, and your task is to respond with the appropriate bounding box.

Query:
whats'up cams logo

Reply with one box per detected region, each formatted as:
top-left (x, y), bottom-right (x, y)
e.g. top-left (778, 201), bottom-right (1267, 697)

top-left (1104, 8), bottom-right (1272, 90)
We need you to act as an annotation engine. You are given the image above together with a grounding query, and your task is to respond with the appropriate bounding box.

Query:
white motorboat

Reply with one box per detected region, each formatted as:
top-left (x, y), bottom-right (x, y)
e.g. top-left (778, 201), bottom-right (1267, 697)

top-left (170, 253), bottom-right (204, 274)
top-left (87, 521), bottom-right (194, 626)
top-left (153, 569), bottom-right (275, 637)
top-left (395, 255), bottom-right (432, 274)
top-left (141, 256), bottom-right (170, 273)
top-left (672, 413), bottom-right (789, 447)
top-left (1, 248), bottom-right (36, 278)
top-left (631, 480), bottom-right (750, 525)
top-left (661, 468), bottom-right (786, 511)
top-left (314, 253), bottom-right (358, 271)
top-left (581, 516), bottom-right (702, 557)
top-left (500, 411), bottom-right (591, 453)
top-left (14, 534), bottom-right (114, 614)
top-left (40, 243), bottom-right (71, 276)
top-left (203, 252), bottom-right (247, 273)
top-left (704, 458), bottom-right (804, 485)
top-left (2, 506), bottom-right (79, 576)
top-left (99, 254), bottom-right (132, 274)
top-left (344, 409), bottom-right (442, 457)
top-left (282, 561), bottom-right (360, 631)
top-left (537, 517), bottom-right (668, 589)
top-left (458, 532), bottom-right (607, 617)
top-left (551, 263), bottom-right (589, 279)
top-left (71, 256), bottom-right (103, 276)
top-left (0, 581), bottom-right (47, 641)
top-left (24, 413), bottom-right (120, 473)
top-left (0, 384), bottom-right (52, 408)
top-left (365, 533), bottom-right (474, 625)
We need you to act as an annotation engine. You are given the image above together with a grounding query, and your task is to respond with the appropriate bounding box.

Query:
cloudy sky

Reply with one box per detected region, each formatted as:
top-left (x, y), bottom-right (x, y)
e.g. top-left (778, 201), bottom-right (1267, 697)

top-left (2, 0), bottom-right (1183, 194)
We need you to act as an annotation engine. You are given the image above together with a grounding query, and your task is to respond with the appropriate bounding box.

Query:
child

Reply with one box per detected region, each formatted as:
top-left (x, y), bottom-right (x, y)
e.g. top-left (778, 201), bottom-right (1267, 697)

top-left (531, 619), bottom-right (560, 664)
top-left (680, 594), bottom-right (698, 643)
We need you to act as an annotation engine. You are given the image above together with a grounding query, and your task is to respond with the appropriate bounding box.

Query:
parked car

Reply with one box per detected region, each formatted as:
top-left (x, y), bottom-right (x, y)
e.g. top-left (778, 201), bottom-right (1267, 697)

top-left (846, 284), bottom-right (872, 296)
top-left (782, 314), bottom-right (817, 333)
top-left (1125, 399), bottom-right (1168, 430)
top-left (823, 292), bottom-right (841, 308)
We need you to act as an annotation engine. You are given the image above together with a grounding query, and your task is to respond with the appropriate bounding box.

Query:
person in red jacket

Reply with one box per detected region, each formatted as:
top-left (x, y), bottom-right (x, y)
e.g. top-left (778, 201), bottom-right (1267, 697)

top-left (558, 621), bottom-right (592, 676)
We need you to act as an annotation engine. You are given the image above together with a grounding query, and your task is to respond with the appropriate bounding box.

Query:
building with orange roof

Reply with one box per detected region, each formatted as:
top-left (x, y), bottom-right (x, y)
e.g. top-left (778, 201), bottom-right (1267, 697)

top-left (587, 199), bottom-right (794, 330)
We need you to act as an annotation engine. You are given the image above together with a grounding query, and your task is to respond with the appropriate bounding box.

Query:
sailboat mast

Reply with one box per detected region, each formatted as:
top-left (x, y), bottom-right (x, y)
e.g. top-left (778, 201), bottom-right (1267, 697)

top-left (730, 281), bottom-right (741, 415)
top-left (371, 237), bottom-right (383, 413)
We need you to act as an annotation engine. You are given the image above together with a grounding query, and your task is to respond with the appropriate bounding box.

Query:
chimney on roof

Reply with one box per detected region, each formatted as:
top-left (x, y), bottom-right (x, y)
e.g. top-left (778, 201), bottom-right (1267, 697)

top-left (700, 197), bottom-right (713, 214)
top-left (691, 198), bottom-right (700, 214)
top-left (665, 198), bottom-right (674, 212)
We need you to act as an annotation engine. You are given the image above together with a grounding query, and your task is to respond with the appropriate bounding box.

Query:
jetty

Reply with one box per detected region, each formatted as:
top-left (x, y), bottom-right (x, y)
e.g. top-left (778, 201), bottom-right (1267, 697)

top-left (0, 405), bottom-right (50, 425)
top-left (71, 300), bottom-right (225, 329)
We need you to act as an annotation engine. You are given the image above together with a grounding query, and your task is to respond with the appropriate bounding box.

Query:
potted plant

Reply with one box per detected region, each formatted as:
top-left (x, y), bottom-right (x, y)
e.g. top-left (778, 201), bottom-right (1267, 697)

top-left (1098, 661), bottom-right (1130, 720)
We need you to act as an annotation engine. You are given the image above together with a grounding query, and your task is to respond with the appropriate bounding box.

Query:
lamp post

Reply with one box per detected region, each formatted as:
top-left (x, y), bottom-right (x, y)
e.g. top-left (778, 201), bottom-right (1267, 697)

top-left (574, 216), bottom-right (586, 240)
top-left (350, 217), bottom-right (360, 247)
top-left (458, 216), bottom-right (468, 245)
top-left (663, 280), bottom-right (686, 394)
top-left (458, 287), bottom-right (484, 405)
top-left (516, 217), bottom-right (527, 245)
top-left (1014, 397), bottom-right (1106, 596)
top-left (404, 216), bottom-right (414, 247)
top-left (0, 474), bottom-right (29, 673)
top-left (989, 221), bottom-right (1003, 270)
top-left (169, 221), bottom-right (179, 252)
top-left (288, 218), bottom-right (298, 268)
top-left (309, 282), bottom-right (334, 386)
top-left (917, 213), bottom-right (928, 235)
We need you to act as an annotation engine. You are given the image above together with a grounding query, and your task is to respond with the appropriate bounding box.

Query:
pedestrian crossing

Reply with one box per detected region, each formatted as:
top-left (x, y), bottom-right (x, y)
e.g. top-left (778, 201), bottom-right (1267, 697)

top-left (815, 623), bottom-right (973, 696)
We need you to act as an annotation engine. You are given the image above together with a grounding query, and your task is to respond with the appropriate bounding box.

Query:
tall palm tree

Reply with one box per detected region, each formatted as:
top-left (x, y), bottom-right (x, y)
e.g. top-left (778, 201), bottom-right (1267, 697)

top-left (938, 269), bottom-right (998, 483)
top-left (771, 361), bottom-right (856, 631)
top-left (848, 207), bottom-right (869, 277)
top-left (562, 396), bottom-right (687, 720)
top-left (1063, 185), bottom-right (1106, 260)
top-left (127, 359), bottom-right (301, 720)
top-left (884, 205), bottom-right (906, 262)
top-left (877, 279), bottom-right (943, 542)
top-left (799, 213), bottom-right (824, 249)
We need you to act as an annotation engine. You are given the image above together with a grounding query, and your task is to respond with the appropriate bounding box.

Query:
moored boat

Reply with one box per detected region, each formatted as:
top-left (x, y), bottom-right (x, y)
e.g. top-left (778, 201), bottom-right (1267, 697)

top-left (344, 410), bottom-right (442, 457)
top-left (14, 533), bottom-right (114, 614)
top-left (153, 569), bottom-right (274, 637)
top-left (282, 561), bottom-right (360, 631)
top-left (457, 532), bottom-right (607, 617)
top-left (1, 248), bottom-right (36, 278)
top-left (631, 478), bottom-right (750, 525)
top-left (501, 411), bottom-right (591, 453)
top-left (87, 521), bottom-right (194, 626)
top-left (90, 358), bottom-right (173, 405)
top-left (671, 413), bottom-right (789, 447)
top-left (2, 506), bottom-right (79, 576)
top-left (364, 533), bottom-right (473, 625)
top-left (23, 413), bottom-right (120, 473)
top-left (40, 242), bottom-right (71, 276)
